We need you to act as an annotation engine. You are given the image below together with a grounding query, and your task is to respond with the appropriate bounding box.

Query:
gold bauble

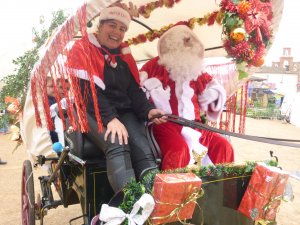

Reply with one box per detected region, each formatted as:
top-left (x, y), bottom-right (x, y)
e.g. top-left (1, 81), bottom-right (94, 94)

top-left (230, 28), bottom-right (246, 42)
top-left (253, 57), bottom-right (265, 67)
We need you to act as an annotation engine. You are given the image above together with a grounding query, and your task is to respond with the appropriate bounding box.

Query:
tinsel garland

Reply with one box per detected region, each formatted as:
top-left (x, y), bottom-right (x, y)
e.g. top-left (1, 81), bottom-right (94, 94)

top-left (125, 11), bottom-right (222, 46)
top-left (126, 0), bottom-right (273, 77)
top-left (138, 0), bottom-right (182, 18)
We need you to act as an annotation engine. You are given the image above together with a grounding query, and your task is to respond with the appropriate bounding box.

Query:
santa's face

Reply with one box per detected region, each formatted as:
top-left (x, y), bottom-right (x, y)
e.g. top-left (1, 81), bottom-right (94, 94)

top-left (158, 26), bottom-right (204, 82)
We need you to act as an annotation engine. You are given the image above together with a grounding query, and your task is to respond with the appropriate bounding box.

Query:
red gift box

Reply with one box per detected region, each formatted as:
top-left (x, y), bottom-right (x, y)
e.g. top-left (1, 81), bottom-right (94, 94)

top-left (238, 162), bottom-right (289, 221)
top-left (150, 173), bottom-right (202, 225)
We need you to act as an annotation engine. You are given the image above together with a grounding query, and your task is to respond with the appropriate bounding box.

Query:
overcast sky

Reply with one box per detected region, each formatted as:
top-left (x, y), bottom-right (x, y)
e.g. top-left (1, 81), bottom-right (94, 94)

top-left (0, 0), bottom-right (299, 78)
top-left (265, 0), bottom-right (300, 64)
top-left (0, 0), bottom-right (82, 78)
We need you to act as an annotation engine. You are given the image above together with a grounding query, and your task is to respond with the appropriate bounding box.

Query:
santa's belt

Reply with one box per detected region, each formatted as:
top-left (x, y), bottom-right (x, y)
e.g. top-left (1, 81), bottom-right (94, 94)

top-left (153, 114), bottom-right (300, 148)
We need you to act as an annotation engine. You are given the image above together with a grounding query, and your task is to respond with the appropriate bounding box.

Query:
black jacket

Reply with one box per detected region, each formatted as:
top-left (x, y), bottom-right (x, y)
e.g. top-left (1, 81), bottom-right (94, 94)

top-left (80, 48), bottom-right (155, 126)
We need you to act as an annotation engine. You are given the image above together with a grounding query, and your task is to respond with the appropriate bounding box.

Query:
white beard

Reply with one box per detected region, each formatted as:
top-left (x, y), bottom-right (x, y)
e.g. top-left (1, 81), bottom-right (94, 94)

top-left (158, 42), bottom-right (204, 83)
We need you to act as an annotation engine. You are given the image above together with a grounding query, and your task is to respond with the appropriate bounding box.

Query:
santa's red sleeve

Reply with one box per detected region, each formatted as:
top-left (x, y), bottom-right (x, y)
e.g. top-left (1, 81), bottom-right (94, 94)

top-left (195, 72), bottom-right (213, 94)
top-left (140, 57), bottom-right (170, 87)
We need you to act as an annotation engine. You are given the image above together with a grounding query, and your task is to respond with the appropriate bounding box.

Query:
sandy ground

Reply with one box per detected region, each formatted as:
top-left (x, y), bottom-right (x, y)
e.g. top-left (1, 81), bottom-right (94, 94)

top-left (0, 117), bottom-right (300, 225)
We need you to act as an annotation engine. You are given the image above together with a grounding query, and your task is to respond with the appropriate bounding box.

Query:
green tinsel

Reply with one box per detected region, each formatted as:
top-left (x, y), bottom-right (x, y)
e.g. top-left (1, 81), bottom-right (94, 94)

top-left (119, 179), bottom-right (146, 214)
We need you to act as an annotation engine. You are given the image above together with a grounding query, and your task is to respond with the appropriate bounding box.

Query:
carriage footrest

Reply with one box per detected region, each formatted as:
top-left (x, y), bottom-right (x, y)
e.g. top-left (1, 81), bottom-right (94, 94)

top-left (43, 200), bottom-right (62, 211)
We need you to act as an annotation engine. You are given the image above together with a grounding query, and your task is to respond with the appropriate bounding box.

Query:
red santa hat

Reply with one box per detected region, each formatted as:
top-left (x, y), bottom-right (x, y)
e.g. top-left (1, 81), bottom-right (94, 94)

top-left (99, 6), bottom-right (131, 29)
top-left (157, 23), bottom-right (203, 58)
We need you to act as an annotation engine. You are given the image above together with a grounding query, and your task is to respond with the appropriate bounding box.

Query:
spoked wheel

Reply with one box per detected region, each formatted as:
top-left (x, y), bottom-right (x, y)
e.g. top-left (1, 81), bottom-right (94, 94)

top-left (21, 160), bottom-right (36, 225)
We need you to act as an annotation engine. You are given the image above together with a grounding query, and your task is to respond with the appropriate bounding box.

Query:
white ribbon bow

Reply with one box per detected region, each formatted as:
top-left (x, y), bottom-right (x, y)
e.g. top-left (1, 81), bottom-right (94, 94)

top-left (98, 193), bottom-right (155, 225)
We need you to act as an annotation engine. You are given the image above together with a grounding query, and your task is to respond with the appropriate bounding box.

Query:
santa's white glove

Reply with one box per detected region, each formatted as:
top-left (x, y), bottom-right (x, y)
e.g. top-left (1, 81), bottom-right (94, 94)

top-left (198, 88), bottom-right (220, 112)
top-left (181, 127), bottom-right (208, 165)
top-left (198, 80), bottom-right (226, 121)
top-left (142, 77), bottom-right (163, 91)
top-left (142, 78), bottom-right (172, 114)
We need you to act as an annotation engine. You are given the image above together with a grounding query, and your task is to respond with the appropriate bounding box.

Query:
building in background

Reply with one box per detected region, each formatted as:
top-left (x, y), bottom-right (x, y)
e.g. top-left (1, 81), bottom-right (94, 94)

top-left (255, 47), bottom-right (300, 94)
top-left (248, 48), bottom-right (300, 127)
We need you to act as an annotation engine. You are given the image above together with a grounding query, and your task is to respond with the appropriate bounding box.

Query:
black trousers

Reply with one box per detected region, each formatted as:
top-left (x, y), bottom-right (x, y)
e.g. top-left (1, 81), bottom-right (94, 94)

top-left (86, 111), bottom-right (157, 192)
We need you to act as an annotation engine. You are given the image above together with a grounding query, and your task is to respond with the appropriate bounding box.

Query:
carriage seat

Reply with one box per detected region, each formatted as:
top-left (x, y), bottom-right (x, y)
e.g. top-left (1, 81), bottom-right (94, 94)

top-left (66, 129), bottom-right (106, 160)
top-left (64, 114), bottom-right (105, 161)
top-left (64, 113), bottom-right (162, 166)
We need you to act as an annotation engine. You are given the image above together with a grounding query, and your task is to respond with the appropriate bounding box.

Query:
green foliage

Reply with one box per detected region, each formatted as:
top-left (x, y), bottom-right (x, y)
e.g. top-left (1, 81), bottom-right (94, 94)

top-left (222, 13), bottom-right (243, 34)
top-left (246, 108), bottom-right (281, 119)
top-left (119, 179), bottom-right (146, 214)
top-left (0, 49), bottom-right (39, 107)
top-left (238, 69), bottom-right (248, 80)
top-left (141, 170), bottom-right (158, 194)
top-left (0, 10), bottom-right (68, 107)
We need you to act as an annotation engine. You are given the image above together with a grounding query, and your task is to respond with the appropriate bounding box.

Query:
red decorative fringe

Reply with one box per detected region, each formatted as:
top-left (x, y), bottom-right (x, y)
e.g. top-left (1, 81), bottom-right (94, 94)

top-left (206, 62), bottom-right (248, 134)
top-left (238, 84), bottom-right (244, 134)
top-left (30, 2), bottom-right (251, 139)
top-left (31, 75), bottom-right (41, 127)
top-left (30, 3), bottom-right (105, 134)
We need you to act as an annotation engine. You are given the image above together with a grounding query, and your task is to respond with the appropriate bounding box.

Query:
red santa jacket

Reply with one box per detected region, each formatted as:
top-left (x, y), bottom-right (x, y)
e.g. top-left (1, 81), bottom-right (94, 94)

top-left (140, 56), bottom-right (213, 121)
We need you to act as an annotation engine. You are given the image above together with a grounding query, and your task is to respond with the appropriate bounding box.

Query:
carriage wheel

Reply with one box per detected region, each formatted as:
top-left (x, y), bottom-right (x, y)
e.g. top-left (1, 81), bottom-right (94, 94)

top-left (21, 160), bottom-right (36, 225)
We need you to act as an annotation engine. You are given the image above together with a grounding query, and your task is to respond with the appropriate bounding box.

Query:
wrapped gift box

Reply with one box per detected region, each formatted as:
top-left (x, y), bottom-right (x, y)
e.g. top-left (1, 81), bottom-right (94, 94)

top-left (238, 162), bottom-right (289, 221)
top-left (150, 173), bottom-right (202, 225)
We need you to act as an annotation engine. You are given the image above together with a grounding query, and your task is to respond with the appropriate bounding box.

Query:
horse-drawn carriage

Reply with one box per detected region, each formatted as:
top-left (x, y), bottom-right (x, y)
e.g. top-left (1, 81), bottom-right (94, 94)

top-left (21, 0), bottom-right (287, 224)
top-left (22, 116), bottom-right (115, 225)
top-left (22, 114), bottom-right (261, 225)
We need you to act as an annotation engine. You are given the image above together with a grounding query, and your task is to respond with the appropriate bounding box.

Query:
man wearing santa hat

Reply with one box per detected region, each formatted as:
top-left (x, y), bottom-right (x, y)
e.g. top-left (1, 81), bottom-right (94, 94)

top-left (66, 5), bottom-right (165, 192)
top-left (140, 25), bottom-right (234, 170)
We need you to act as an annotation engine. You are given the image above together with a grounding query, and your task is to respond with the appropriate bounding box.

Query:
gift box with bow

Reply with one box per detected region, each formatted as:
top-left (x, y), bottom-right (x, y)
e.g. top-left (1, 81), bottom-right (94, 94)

top-left (238, 162), bottom-right (289, 221)
top-left (150, 173), bottom-right (202, 225)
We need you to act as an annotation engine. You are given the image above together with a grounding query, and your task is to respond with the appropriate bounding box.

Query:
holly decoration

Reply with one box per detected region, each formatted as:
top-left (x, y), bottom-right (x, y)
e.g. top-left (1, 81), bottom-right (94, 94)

top-left (221, 0), bottom-right (273, 73)
top-left (127, 0), bottom-right (273, 80)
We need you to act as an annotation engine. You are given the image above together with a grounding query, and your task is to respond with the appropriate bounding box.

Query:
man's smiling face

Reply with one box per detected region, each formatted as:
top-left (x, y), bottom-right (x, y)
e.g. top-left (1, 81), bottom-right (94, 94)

top-left (97, 19), bottom-right (127, 49)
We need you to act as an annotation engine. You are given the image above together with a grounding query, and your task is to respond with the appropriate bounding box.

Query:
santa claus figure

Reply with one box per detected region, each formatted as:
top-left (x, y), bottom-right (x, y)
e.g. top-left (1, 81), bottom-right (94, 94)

top-left (140, 25), bottom-right (234, 170)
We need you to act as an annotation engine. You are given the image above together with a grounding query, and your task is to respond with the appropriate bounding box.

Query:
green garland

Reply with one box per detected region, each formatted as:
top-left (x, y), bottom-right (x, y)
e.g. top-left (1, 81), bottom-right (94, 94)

top-left (119, 160), bottom-right (278, 218)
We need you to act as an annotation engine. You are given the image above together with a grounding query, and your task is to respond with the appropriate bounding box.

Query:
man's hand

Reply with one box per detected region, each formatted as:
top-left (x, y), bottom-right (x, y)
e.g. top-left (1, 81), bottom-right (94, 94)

top-left (105, 118), bottom-right (129, 145)
top-left (148, 109), bottom-right (167, 125)
top-left (112, 1), bottom-right (139, 18)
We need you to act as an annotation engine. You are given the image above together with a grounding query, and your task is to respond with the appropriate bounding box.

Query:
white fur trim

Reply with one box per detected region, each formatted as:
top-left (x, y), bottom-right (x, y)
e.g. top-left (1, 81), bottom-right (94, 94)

top-left (88, 33), bottom-right (101, 48)
top-left (176, 81), bottom-right (195, 120)
top-left (121, 46), bottom-right (131, 55)
top-left (99, 6), bottom-right (131, 29)
top-left (143, 78), bottom-right (172, 113)
top-left (181, 127), bottom-right (207, 165)
top-left (72, 68), bottom-right (106, 90)
top-left (110, 61), bottom-right (117, 68)
top-left (139, 71), bottom-right (148, 84)
top-left (143, 77), bottom-right (162, 91)
top-left (150, 86), bottom-right (172, 114)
